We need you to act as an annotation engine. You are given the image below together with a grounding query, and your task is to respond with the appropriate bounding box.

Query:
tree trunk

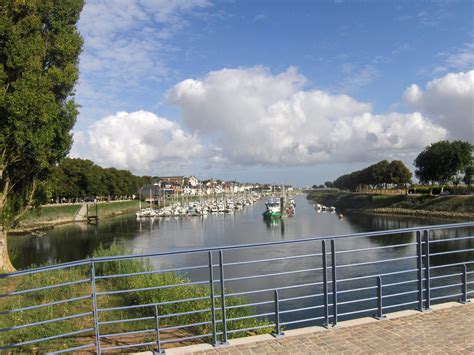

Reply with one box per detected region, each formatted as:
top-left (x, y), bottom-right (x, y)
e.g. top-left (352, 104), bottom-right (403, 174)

top-left (0, 225), bottom-right (15, 272)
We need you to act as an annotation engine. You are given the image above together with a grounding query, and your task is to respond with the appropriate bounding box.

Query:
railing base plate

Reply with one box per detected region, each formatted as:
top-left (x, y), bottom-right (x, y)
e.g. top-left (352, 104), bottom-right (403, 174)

top-left (458, 300), bottom-right (471, 305)
top-left (213, 341), bottom-right (229, 347)
top-left (272, 332), bottom-right (285, 338)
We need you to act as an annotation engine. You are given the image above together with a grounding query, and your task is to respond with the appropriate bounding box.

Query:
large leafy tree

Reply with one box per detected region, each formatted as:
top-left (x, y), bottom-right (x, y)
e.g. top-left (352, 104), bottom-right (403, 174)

top-left (0, 0), bottom-right (83, 271)
top-left (414, 140), bottom-right (473, 194)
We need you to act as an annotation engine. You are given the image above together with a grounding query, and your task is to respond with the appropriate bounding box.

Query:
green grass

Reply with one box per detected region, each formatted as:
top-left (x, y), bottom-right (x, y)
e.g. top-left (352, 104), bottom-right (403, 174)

top-left (21, 204), bottom-right (82, 224)
top-left (96, 200), bottom-right (142, 216)
top-left (0, 241), bottom-right (272, 353)
top-left (307, 190), bottom-right (474, 214)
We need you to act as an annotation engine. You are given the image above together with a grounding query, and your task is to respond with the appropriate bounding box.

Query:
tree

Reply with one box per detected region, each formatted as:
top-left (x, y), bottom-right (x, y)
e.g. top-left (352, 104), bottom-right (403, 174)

top-left (0, 1), bottom-right (84, 271)
top-left (414, 140), bottom-right (474, 194)
top-left (324, 181), bottom-right (334, 188)
top-left (464, 164), bottom-right (474, 187)
top-left (388, 160), bottom-right (412, 187)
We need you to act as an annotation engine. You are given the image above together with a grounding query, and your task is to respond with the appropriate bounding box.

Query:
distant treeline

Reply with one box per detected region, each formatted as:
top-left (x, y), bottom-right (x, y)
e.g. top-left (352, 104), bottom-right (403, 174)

top-left (35, 158), bottom-right (153, 203)
top-left (333, 160), bottom-right (412, 192)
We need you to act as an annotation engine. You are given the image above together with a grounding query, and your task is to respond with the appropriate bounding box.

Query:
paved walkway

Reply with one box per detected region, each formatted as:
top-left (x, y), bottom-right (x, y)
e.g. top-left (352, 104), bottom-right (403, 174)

top-left (168, 302), bottom-right (474, 354)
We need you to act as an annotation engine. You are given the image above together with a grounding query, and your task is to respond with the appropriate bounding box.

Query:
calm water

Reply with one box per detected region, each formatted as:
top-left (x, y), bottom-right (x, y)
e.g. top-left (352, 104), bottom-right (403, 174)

top-left (9, 194), bottom-right (473, 325)
top-left (9, 194), bottom-right (469, 268)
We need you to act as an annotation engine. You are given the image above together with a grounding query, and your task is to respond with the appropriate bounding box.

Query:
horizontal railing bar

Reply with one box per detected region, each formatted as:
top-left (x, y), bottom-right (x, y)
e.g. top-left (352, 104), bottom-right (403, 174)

top-left (96, 264), bottom-right (209, 280)
top-left (431, 273), bottom-right (462, 280)
top-left (281, 315), bottom-right (325, 326)
top-left (223, 252), bottom-right (324, 266)
top-left (160, 320), bottom-right (211, 331)
top-left (227, 312), bottom-right (274, 322)
top-left (0, 295), bottom-right (91, 315)
top-left (227, 300), bottom-right (274, 310)
top-left (99, 315), bottom-right (155, 326)
top-left (430, 249), bottom-right (474, 257)
top-left (382, 290), bottom-right (418, 299)
top-left (51, 343), bottom-right (95, 354)
top-left (430, 283), bottom-right (463, 291)
top-left (97, 280), bottom-right (208, 296)
top-left (100, 328), bottom-right (155, 339)
top-left (226, 324), bottom-right (276, 334)
top-left (0, 278), bottom-right (90, 298)
top-left (160, 333), bottom-right (214, 344)
top-left (98, 296), bottom-right (210, 313)
top-left (431, 261), bottom-right (474, 269)
top-left (0, 260), bottom-right (90, 279)
top-left (280, 304), bottom-right (326, 314)
top-left (431, 293), bottom-right (462, 301)
top-left (280, 292), bottom-right (326, 303)
top-left (429, 235), bottom-right (474, 243)
top-left (338, 285), bottom-right (378, 294)
top-left (338, 268), bottom-right (418, 283)
top-left (336, 242), bottom-right (417, 254)
top-left (0, 328), bottom-right (94, 350)
top-left (224, 267), bottom-right (324, 282)
top-left (338, 296), bottom-right (378, 305)
top-left (100, 341), bottom-right (156, 351)
top-left (226, 280), bottom-right (325, 297)
top-left (0, 312), bottom-right (92, 332)
top-left (338, 307), bottom-right (378, 317)
top-left (159, 308), bottom-right (212, 319)
top-left (337, 256), bottom-right (417, 269)
top-left (383, 300), bottom-right (419, 309)
top-left (383, 279), bottom-right (420, 288)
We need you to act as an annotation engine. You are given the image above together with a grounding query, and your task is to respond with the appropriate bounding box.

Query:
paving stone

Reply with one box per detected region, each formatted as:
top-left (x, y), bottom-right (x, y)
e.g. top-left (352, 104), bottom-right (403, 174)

top-left (193, 303), bottom-right (473, 354)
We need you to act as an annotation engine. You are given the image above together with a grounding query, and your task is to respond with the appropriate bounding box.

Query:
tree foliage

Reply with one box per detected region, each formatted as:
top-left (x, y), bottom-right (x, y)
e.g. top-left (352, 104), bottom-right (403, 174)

top-left (333, 160), bottom-right (412, 191)
top-left (0, 0), bottom-right (84, 269)
top-left (39, 158), bottom-right (153, 203)
top-left (414, 140), bottom-right (473, 189)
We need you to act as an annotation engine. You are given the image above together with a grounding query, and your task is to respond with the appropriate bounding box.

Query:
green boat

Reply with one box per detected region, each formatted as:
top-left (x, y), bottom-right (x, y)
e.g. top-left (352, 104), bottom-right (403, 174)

top-left (263, 201), bottom-right (281, 219)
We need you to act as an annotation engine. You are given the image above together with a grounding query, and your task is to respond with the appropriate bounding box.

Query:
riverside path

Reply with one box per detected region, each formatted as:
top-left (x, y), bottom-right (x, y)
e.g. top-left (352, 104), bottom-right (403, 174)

top-left (159, 301), bottom-right (473, 354)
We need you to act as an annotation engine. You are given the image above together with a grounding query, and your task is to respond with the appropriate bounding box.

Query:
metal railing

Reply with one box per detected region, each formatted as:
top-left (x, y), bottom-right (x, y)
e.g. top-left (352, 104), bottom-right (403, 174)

top-left (0, 222), bottom-right (473, 353)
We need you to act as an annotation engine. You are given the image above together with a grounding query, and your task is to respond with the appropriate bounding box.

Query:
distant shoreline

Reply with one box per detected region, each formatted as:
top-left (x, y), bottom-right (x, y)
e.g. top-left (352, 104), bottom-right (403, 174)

top-left (307, 190), bottom-right (474, 220)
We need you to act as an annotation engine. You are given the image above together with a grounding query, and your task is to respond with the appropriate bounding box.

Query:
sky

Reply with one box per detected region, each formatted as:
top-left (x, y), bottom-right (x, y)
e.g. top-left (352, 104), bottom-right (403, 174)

top-left (71, 0), bottom-right (474, 187)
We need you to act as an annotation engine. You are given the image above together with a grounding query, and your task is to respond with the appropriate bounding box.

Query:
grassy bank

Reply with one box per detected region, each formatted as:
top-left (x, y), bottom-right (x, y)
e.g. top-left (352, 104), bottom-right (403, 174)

top-left (0, 242), bottom-right (271, 353)
top-left (307, 190), bottom-right (474, 218)
top-left (21, 204), bottom-right (82, 224)
top-left (14, 200), bottom-right (144, 233)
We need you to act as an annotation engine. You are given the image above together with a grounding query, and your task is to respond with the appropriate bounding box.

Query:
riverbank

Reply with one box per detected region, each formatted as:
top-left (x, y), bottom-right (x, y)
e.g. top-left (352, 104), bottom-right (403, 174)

top-left (11, 200), bottom-right (144, 235)
top-left (306, 190), bottom-right (474, 219)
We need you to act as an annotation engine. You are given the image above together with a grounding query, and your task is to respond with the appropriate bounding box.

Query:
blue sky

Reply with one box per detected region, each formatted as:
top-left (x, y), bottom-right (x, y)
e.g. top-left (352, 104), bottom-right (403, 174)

top-left (73, 0), bottom-right (474, 186)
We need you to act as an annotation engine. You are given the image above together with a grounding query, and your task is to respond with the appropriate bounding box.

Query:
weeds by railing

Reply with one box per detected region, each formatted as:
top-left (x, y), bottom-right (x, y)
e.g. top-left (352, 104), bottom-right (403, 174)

top-left (0, 222), bottom-right (473, 353)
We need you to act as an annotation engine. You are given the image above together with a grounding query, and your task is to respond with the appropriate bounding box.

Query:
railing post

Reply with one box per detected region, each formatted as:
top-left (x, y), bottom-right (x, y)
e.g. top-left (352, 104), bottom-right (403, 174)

top-left (423, 230), bottom-right (431, 310)
top-left (416, 230), bottom-right (424, 311)
top-left (460, 264), bottom-right (470, 304)
top-left (375, 276), bottom-right (385, 320)
top-left (272, 290), bottom-right (284, 337)
top-left (90, 260), bottom-right (101, 354)
top-left (218, 250), bottom-right (229, 345)
top-left (322, 240), bottom-right (329, 327)
top-left (208, 251), bottom-right (219, 345)
top-left (331, 239), bottom-right (338, 327)
top-left (153, 305), bottom-right (164, 354)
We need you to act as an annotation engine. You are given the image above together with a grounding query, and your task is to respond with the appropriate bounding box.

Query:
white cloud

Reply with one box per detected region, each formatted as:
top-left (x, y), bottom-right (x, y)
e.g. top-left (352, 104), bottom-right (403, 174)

top-left (434, 43), bottom-right (474, 73)
top-left (168, 67), bottom-right (447, 166)
top-left (404, 70), bottom-right (474, 141)
top-left (76, 0), bottom-right (212, 127)
top-left (80, 111), bottom-right (204, 174)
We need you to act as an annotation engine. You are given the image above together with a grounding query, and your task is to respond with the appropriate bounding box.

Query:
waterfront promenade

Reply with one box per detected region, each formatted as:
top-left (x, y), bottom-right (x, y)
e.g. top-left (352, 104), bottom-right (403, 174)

top-left (162, 301), bottom-right (473, 354)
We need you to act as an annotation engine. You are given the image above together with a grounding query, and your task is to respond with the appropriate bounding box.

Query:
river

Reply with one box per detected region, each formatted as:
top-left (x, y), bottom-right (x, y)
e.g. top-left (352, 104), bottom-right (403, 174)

top-left (8, 194), bottom-right (473, 326)
top-left (9, 194), bottom-right (469, 269)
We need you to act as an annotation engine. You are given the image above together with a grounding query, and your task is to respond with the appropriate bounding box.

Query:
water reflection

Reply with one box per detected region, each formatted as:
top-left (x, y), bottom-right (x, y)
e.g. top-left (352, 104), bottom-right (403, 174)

top-left (8, 195), bottom-right (471, 269)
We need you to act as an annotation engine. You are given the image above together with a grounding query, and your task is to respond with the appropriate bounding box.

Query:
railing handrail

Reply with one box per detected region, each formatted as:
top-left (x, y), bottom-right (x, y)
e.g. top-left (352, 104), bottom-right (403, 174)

top-left (2, 221), bottom-right (473, 278)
